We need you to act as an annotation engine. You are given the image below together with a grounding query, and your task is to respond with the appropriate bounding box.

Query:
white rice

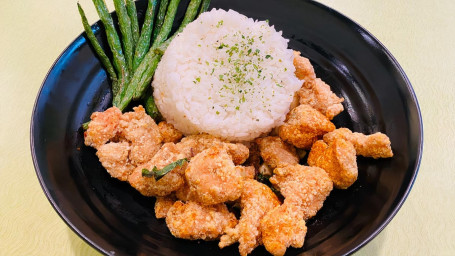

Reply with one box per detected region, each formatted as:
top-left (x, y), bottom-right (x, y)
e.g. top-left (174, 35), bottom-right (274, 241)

top-left (153, 9), bottom-right (302, 141)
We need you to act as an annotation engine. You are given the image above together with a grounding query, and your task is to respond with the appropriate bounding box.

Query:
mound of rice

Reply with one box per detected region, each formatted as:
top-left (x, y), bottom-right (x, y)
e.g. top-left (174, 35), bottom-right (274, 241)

top-left (153, 9), bottom-right (302, 141)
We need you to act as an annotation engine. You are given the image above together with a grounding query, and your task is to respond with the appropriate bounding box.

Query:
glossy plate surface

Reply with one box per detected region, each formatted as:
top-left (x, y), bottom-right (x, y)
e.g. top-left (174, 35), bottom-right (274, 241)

top-left (31, 0), bottom-right (423, 255)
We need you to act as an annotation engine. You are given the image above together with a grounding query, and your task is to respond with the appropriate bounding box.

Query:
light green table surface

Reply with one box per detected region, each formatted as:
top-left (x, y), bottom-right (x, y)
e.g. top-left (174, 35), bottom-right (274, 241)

top-left (1, 0), bottom-right (454, 255)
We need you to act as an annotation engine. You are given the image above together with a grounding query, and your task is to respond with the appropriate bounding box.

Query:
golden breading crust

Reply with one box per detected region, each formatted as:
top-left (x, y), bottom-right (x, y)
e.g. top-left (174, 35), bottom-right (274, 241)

top-left (175, 134), bottom-right (249, 165)
top-left (175, 182), bottom-right (196, 202)
top-left (256, 136), bottom-right (299, 168)
top-left (174, 167), bottom-right (252, 202)
top-left (323, 128), bottom-right (393, 159)
top-left (166, 201), bottom-right (238, 241)
top-left (176, 134), bottom-right (224, 158)
top-left (298, 78), bottom-right (344, 120)
top-left (154, 196), bottom-right (176, 219)
top-left (223, 143), bottom-right (250, 165)
top-left (128, 143), bottom-right (187, 197)
top-left (293, 51), bottom-right (316, 82)
top-left (236, 166), bottom-right (256, 180)
top-left (158, 121), bottom-right (183, 143)
top-left (119, 106), bottom-right (162, 165)
top-left (185, 146), bottom-right (243, 205)
top-left (96, 142), bottom-right (134, 181)
top-left (271, 165), bottom-right (333, 220)
top-left (278, 105), bottom-right (336, 149)
top-left (260, 202), bottom-right (307, 256)
top-left (308, 139), bottom-right (358, 189)
top-left (261, 165), bottom-right (332, 256)
top-left (219, 179), bottom-right (280, 256)
top-left (84, 107), bottom-right (122, 149)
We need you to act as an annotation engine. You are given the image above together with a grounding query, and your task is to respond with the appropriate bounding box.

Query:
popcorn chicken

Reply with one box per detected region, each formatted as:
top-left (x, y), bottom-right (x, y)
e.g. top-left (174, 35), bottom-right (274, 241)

top-left (120, 106), bottom-right (162, 165)
top-left (185, 146), bottom-right (243, 205)
top-left (293, 51), bottom-right (316, 82)
top-left (323, 128), bottom-right (393, 159)
top-left (166, 201), bottom-right (238, 240)
top-left (223, 142), bottom-right (250, 165)
top-left (158, 121), bottom-right (183, 143)
top-left (260, 202), bottom-right (307, 256)
top-left (155, 195), bottom-right (176, 219)
top-left (219, 179), bottom-right (280, 256)
top-left (84, 106), bottom-right (122, 149)
top-left (278, 105), bottom-right (336, 149)
top-left (256, 136), bottom-right (299, 168)
top-left (128, 143), bottom-right (187, 197)
top-left (298, 78), bottom-right (344, 120)
top-left (96, 141), bottom-right (134, 181)
top-left (308, 138), bottom-right (358, 189)
top-left (261, 165), bottom-right (332, 256)
top-left (270, 165), bottom-right (333, 220)
top-left (176, 134), bottom-right (249, 165)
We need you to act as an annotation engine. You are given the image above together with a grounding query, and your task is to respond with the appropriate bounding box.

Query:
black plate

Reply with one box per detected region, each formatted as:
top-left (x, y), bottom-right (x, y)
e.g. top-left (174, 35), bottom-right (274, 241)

top-left (31, 0), bottom-right (423, 255)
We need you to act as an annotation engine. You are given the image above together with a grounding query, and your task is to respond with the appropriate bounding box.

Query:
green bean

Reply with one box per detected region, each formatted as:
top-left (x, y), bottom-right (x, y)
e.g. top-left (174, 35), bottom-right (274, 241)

top-left (144, 91), bottom-right (162, 120)
top-left (114, 53), bottom-right (161, 110)
top-left (132, 0), bottom-right (158, 71)
top-left (153, 0), bottom-right (202, 56)
top-left (92, 0), bottom-right (128, 92)
top-left (113, 0), bottom-right (134, 73)
top-left (125, 0), bottom-right (140, 45)
top-left (77, 3), bottom-right (118, 88)
top-left (116, 0), bottom-right (202, 110)
top-left (151, 0), bottom-right (181, 47)
top-left (82, 121), bottom-right (90, 130)
top-left (152, 0), bottom-right (169, 43)
top-left (198, 0), bottom-right (210, 16)
top-left (178, 0), bottom-right (202, 33)
top-left (132, 0), bottom-right (202, 100)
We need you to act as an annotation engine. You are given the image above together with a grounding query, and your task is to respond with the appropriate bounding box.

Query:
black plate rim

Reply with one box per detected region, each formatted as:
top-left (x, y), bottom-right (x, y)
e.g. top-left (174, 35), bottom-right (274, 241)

top-left (30, 1), bottom-right (424, 255)
top-left (306, 1), bottom-right (424, 255)
top-left (30, 24), bottom-right (111, 256)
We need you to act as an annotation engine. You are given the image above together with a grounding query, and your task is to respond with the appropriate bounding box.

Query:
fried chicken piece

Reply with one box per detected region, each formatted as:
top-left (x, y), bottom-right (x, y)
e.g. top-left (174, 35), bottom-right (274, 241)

top-left (166, 201), bottom-right (238, 240)
top-left (256, 136), bottom-right (299, 168)
top-left (289, 92), bottom-right (301, 112)
top-left (119, 106), bottom-right (162, 165)
top-left (270, 165), bottom-right (333, 219)
top-left (260, 165), bottom-right (332, 256)
top-left (96, 141), bottom-right (134, 181)
top-left (176, 165), bottom-right (253, 203)
top-left (278, 105), bottom-right (336, 149)
top-left (175, 166), bottom-right (253, 202)
top-left (223, 143), bottom-right (250, 165)
top-left (155, 195), bottom-right (176, 219)
top-left (260, 202), bottom-right (307, 256)
top-left (185, 145), bottom-right (243, 205)
top-left (128, 143), bottom-right (187, 197)
top-left (176, 134), bottom-right (249, 165)
top-left (219, 179), bottom-right (280, 256)
top-left (176, 134), bottom-right (224, 158)
top-left (158, 121), bottom-right (183, 143)
top-left (323, 128), bottom-right (393, 159)
top-left (298, 78), bottom-right (344, 120)
top-left (293, 51), bottom-right (316, 82)
top-left (308, 139), bottom-right (358, 189)
top-left (84, 107), bottom-right (122, 149)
